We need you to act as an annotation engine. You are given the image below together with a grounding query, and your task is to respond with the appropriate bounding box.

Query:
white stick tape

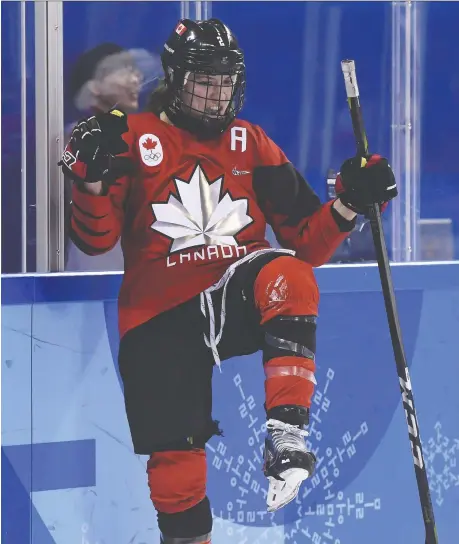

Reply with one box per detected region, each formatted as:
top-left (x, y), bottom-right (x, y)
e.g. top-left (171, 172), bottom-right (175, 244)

top-left (341, 59), bottom-right (359, 98)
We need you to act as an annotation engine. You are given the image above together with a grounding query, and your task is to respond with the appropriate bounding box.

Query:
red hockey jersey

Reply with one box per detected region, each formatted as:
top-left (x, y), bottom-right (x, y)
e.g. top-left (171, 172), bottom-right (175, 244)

top-left (70, 112), bottom-right (354, 338)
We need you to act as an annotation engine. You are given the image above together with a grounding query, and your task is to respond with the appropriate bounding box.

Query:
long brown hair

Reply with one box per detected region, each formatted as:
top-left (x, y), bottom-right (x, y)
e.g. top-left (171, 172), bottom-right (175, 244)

top-left (146, 79), bottom-right (173, 116)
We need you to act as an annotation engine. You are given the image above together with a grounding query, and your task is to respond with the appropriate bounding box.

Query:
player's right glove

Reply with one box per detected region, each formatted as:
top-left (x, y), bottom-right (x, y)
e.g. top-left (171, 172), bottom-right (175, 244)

top-left (59, 108), bottom-right (134, 185)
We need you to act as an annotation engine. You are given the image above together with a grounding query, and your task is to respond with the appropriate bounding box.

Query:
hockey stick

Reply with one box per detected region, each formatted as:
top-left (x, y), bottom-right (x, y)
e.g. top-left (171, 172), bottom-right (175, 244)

top-left (341, 60), bottom-right (438, 544)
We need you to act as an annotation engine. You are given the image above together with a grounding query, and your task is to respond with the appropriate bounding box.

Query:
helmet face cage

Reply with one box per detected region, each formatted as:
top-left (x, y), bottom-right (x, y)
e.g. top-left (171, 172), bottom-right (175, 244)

top-left (168, 67), bottom-right (245, 137)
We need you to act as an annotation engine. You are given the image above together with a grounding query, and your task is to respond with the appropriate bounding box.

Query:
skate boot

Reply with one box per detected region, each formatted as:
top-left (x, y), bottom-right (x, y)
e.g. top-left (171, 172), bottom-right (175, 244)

top-left (263, 405), bottom-right (316, 512)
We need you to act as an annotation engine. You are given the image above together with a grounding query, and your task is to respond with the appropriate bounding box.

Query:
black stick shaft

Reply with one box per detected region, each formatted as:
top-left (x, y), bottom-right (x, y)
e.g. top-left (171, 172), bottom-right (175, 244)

top-left (341, 60), bottom-right (438, 544)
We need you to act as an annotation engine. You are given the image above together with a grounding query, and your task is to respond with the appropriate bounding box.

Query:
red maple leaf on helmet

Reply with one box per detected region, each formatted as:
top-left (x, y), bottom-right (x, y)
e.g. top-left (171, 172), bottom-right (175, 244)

top-left (142, 137), bottom-right (157, 151)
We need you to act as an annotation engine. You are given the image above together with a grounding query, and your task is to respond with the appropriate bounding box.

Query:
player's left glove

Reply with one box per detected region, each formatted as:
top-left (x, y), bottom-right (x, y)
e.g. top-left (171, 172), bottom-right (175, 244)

top-left (335, 154), bottom-right (398, 215)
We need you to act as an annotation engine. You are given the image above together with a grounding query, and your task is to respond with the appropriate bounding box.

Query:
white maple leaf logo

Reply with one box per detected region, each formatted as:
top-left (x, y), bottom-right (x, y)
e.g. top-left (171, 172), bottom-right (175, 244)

top-left (151, 164), bottom-right (253, 253)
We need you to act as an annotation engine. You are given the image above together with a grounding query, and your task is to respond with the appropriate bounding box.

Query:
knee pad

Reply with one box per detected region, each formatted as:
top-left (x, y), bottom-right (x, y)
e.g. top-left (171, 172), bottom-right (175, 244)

top-left (147, 449), bottom-right (207, 515)
top-left (157, 496), bottom-right (212, 542)
top-left (254, 256), bottom-right (319, 324)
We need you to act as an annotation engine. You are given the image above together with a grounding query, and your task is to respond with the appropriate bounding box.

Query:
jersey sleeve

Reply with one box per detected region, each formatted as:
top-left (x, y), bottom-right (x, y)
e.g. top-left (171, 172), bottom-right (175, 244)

top-left (252, 125), bottom-right (356, 267)
top-left (69, 123), bottom-right (135, 256)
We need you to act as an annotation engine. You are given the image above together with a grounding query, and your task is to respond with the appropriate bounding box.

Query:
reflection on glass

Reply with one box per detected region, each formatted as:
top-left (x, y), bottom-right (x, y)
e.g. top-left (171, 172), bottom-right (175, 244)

top-left (419, 2), bottom-right (459, 261)
top-left (7, 1), bottom-right (453, 273)
top-left (62, 1), bottom-right (169, 272)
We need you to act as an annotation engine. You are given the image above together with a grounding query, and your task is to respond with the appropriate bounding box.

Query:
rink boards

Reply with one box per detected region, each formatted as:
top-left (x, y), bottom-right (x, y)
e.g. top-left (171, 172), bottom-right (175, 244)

top-left (2, 262), bottom-right (459, 544)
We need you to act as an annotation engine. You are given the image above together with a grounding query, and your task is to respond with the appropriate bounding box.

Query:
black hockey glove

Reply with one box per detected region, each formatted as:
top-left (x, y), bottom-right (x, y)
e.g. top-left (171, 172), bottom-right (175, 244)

top-left (335, 154), bottom-right (398, 215)
top-left (59, 108), bottom-right (134, 185)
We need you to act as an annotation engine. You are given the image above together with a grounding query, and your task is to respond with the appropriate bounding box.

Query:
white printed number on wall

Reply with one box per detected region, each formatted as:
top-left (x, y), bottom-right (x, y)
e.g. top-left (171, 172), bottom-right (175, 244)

top-left (423, 422), bottom-right (459, 507)
top-left (207, 367), bottom-right (382, 543)
top-left (139, 133), bottom-right (163, 166)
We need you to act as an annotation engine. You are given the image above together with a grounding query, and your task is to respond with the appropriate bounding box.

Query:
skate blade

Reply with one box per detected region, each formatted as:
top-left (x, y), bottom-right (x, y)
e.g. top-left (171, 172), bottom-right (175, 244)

top-left (266, 468), bottom-right (310, 512)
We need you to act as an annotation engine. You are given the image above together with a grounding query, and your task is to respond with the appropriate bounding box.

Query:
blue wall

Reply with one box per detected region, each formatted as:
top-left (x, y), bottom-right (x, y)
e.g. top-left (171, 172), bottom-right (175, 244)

top-left (2, 1), bottom-right (459, 272)
top-left (2, 263), bottom-right (459, 543)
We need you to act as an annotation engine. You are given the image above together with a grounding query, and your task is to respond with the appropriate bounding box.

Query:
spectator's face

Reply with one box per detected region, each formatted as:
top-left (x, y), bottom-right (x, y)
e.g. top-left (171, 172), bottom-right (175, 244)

top-left (180, 73), bottom-right (234, 118)
top-left (93, 65), bottom-right (143, 112)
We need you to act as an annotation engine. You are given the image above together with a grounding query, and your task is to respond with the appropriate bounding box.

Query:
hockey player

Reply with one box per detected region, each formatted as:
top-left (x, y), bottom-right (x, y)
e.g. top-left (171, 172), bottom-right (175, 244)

top-left (60, 18), bottom-right (397, 544)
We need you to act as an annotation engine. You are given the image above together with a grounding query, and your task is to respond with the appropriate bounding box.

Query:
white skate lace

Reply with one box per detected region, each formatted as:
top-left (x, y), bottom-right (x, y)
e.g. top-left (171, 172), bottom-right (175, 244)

top-left (199, 248), bottom-right (295, 371)
top-left (266, 418), bottom-right (309, 453)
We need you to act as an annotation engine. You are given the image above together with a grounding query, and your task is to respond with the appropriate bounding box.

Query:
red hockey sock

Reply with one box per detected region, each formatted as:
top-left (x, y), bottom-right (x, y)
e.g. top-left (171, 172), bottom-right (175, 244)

top-left (264, 356), bottom-right (316, 411)
top-left (254, 256), bottom-right (319, 412)
top-left (147, 449), bottom-right (207, 514)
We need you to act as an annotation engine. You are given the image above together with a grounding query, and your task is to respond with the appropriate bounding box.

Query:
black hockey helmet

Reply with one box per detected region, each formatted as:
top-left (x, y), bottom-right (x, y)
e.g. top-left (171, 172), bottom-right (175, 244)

top-left (161, 18), bottom-right (246, 139)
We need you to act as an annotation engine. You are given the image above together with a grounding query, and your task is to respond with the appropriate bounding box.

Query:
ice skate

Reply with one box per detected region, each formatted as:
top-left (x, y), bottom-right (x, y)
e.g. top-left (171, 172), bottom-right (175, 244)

top-left (263, 418), bottom-right (316, 512)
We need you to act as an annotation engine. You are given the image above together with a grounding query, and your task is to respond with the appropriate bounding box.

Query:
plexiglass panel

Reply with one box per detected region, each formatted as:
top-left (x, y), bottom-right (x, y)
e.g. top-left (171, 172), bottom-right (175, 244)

top-left (62, 1), bottom-right (181, 271)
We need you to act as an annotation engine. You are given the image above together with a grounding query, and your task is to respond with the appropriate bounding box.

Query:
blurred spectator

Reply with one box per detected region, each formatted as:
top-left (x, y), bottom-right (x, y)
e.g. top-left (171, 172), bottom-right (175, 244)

top-left (64, 43), bottom-right (161, 271)
top-left (70, 43), bottom-right (150, 116)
